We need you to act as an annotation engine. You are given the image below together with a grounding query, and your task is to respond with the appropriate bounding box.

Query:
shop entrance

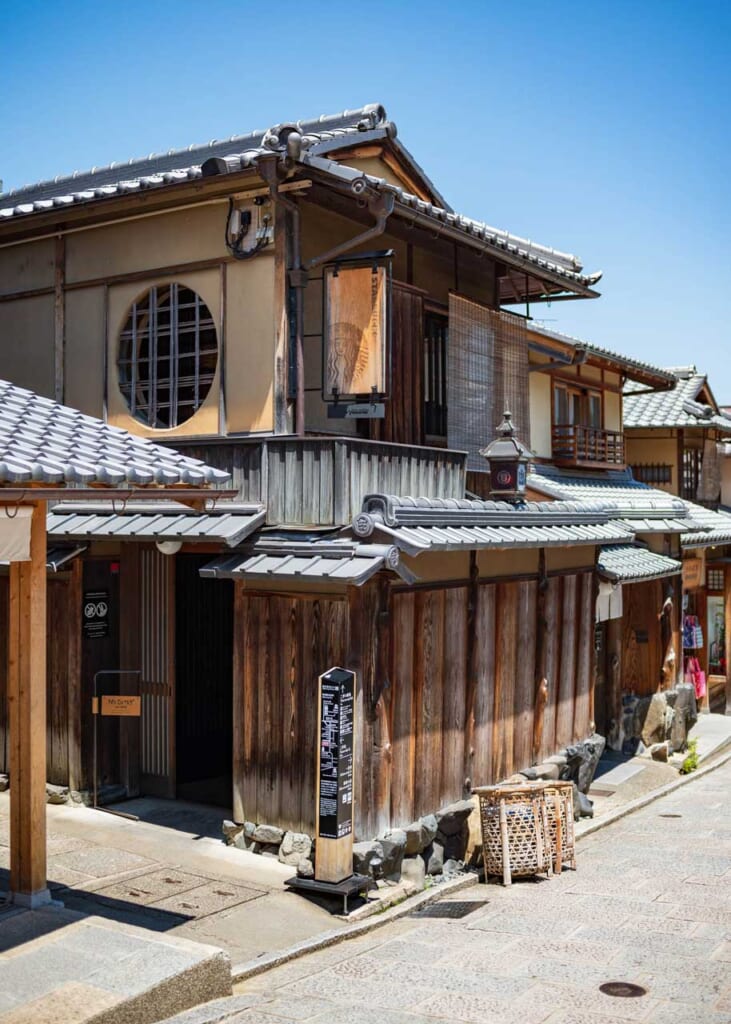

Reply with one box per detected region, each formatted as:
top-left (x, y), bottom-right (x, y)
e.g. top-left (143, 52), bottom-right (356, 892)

top-left (174, 554), bottom-right (233, 807)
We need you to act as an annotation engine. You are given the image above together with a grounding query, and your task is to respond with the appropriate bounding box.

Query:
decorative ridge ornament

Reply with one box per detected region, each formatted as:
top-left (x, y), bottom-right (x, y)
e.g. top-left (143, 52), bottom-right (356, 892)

top-left (480, 410), bottom-right (533, 501)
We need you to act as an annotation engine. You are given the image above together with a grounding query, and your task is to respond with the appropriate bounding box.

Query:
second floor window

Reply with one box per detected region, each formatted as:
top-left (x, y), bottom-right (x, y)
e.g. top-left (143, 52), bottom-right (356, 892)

top-left (424, 311), bottom-right (448, 438)
top-left (553, 383), bottom-right (602, 429)
top-left (118, 284), bottom-right (218, 429)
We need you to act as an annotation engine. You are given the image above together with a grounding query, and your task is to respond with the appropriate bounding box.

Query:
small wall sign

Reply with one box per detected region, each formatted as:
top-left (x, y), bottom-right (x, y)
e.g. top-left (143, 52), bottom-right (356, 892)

top-left (83, 589), bottom-right (110, 639)
top-left (100, 695), bottom-right (141, 717)
top-left (682, 556), bottom-right (705, 591)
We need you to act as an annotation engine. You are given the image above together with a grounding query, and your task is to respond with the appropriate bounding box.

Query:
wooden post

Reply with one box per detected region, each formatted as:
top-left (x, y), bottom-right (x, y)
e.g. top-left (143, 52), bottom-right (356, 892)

top-left (119, 545), bottom-right (141, 796)
top-left (720, 565), bottom-right (724, 716)
top-left (66, 555), bottom-right (83, 794)
top-left (8, 502), bottom-right (51, 905)
top-left (232, 581), bottom-right (246, 824)
top-left (54, 235), bottom-right (66, 404)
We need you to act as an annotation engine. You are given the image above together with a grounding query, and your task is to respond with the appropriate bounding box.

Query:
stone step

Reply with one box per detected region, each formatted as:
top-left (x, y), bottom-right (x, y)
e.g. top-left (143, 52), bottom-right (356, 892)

top-left (0, 907), bottom-right (231, 1023)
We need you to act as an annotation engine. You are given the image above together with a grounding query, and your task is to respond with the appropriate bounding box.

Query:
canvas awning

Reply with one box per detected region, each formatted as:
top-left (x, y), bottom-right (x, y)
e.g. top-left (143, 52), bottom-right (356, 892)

top-left (47, 502), bottom-right (264, 548)
top-left (201, 539), bottom-right (405, 586)
top-left (598, 545), bottom-right (682, 583)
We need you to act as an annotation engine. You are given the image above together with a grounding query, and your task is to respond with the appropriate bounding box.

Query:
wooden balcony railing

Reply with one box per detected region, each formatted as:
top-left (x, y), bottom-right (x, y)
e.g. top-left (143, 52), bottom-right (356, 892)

top-left (552, 424), bottom-right (625, 467)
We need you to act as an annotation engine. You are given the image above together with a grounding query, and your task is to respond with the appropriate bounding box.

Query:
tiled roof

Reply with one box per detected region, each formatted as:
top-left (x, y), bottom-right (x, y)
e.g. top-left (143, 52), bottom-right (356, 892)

top-left (47, 501), bottom-right (263, 547)
top-left (1, 105), bottom-right (398, 207)
top-left (680, 501), bottom-right (731, 548)
top-left (597, 545), bottom-right (682, 583)
top-left (302, 154), bottom-right (599, 291)
top-left (0, 379), bottom-right (230, 489)
top-left (0, 103), bottom-right (599, 295)
top-left (200, 537), bottom-right (402, 586)
top-left (623, 367), bottom-right (731, 431)
top-left (352, 492), bottom-right (633, 555)
top-left (527, 466), bottom-right (700, 535)
top-left (526, 323), bottom-right (675, 388)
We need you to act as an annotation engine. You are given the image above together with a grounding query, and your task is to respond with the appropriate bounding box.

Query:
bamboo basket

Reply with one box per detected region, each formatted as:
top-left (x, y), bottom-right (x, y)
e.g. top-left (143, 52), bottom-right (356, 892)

top-left (541, 780), bottom-right (576, 873)
top-left (473, 784), bottom-right (552, 886)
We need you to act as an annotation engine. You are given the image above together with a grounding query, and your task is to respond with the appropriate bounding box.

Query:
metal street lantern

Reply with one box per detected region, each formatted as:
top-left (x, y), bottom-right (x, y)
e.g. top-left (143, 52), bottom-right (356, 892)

top-left (480, 410), bottom-right (532, 501)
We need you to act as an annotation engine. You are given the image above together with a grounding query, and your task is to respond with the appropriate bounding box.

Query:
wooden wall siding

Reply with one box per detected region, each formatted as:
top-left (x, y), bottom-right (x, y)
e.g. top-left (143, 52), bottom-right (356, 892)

top-left (539, 576), bottom-right (563, 761)
top-left (177, 436), bottom-right (466, 527)
top-left (0, 578), bottom-right (7, 772)
top-left (47, 580), bottom-right (71, 786)
top-left (235, 589), bottom-right (348, 834)
top-left (621, 579), bottom-right (664, 697)
top-left (370, 283), bottom-right (425, 446)
top-left (232, 571), bottom-right (597, 839)
top-left (387, 574), bottom-right (595, 825)
top-left (0, 576), bottom-right (77, 785)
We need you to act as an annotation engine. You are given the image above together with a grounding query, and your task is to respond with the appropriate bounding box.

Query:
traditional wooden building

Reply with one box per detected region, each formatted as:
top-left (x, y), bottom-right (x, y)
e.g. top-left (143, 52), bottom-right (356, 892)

top-left (624, 369), bottom-right (731, 714)
top-left (0, 101), bottom-right (687, 840)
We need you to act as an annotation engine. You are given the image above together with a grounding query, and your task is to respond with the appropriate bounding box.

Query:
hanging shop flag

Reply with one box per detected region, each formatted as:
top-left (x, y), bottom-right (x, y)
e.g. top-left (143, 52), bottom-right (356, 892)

top-left (682, 556), bottom-right (704, 591)
top-left (323, 257), bottom-right (390, 403)
top-left (0, 505), bottom-right (32, 562)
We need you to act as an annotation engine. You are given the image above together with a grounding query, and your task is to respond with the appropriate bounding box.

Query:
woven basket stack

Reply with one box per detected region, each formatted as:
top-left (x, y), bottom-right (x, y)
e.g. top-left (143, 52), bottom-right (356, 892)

top-left (473, 780), bottom-right (575, 886)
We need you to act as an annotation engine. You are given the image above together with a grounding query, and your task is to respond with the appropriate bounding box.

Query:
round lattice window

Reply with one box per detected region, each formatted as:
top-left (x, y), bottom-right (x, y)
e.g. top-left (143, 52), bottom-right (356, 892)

top-left (118, 283), bottom-right (218, 428)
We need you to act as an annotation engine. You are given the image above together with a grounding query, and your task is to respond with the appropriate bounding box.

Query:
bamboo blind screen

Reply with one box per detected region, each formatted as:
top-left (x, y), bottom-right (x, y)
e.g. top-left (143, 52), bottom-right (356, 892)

top-left (697, 438), bottom-right (722, 502)
top-left (447, 295), bottom-right (530, 470)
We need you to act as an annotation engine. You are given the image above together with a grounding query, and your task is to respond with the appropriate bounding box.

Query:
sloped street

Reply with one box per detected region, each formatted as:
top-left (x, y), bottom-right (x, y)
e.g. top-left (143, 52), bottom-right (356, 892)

top-left (172, 755), bottom-right (731, 1024)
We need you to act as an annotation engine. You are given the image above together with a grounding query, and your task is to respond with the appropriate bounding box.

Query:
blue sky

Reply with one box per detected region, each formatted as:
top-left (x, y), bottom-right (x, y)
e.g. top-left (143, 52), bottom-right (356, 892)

top-left (2, 0), bottom-right (729, 396)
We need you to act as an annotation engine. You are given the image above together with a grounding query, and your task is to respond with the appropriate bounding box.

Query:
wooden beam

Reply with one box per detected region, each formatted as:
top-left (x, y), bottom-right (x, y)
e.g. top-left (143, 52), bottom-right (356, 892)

top-left (53, 235), bottom-right (65, 403)
top-left (8, 502), bottom-right (50, 905)
top-left (720, 565), bottom-right (724, 716)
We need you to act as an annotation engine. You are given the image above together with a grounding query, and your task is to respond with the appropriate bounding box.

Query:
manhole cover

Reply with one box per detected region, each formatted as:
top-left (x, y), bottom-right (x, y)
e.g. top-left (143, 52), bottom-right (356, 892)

top-left (411, 900), bottom-right (488, 919)
top-left (659, 813), bottom-right (682, 819)
top-left (599, 982), bottom-right (647, 998)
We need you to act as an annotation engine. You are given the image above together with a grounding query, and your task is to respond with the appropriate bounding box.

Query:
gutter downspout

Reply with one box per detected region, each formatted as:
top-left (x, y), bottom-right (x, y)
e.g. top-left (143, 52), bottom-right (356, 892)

top-left (256, 152), bottom-right (394, 436)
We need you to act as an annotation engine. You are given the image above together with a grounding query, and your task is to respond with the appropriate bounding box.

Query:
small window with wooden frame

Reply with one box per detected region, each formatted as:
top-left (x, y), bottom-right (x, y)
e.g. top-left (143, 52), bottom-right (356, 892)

top-left (424, 310), bottom-right (448, 439)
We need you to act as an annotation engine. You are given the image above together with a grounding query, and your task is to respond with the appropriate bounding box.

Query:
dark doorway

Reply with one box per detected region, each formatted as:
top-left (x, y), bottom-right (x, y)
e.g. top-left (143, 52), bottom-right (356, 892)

top-left (175, 554), bottom-right (233, 807)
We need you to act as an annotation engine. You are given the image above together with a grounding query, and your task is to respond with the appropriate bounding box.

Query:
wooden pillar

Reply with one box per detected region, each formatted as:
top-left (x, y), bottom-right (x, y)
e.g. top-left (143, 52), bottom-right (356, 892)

top-left (725, 565), bottom-right (731, 716)
top-left (606, 615), bottom-right (623, 748)
top-left (119, 545), bottom-right (141, 796)
top-left (8, 502), bottom-right (51, 905)
top-left (232, 581), bottom-right (246, 824)
top-left (66, 555), bottom-right (83, 794)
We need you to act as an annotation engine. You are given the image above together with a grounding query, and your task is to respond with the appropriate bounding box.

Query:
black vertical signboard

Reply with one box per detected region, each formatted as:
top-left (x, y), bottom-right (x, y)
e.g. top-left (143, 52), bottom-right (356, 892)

top-left (318, 667), bottom-right (355, 840)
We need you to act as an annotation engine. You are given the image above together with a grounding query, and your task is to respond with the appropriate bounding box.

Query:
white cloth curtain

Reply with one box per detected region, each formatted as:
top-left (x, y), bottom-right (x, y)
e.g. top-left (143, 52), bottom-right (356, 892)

top-left (0, 505), bottom-right (33, 561)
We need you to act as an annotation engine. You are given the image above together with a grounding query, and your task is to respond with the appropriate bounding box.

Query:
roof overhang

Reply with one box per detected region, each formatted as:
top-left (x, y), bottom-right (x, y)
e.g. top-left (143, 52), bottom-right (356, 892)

top-left (598, 544), bottom-right (682, 583)
top-left (200, 537), bottom-right (407, 586)
top-left (47, 501), bottom-right (265, 547)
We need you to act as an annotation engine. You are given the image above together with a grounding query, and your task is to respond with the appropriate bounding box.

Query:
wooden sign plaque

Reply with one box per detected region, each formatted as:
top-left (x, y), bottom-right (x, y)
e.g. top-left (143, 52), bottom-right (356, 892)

top-left (100, 695), bottom-right (141, 717)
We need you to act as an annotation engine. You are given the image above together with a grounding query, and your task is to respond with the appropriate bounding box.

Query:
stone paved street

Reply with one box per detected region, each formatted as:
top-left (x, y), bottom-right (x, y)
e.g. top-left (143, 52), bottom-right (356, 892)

top-left (180, 757), bottom-right (731, 1024)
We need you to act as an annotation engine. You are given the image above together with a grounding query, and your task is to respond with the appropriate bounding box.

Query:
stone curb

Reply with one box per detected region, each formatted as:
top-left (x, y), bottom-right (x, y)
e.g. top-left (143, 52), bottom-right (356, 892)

top-left (575, 741), bottom-right (731, 841)
top-left (231, 871), bottom-right (478, 983)
top-left (231, 739), bottom-right (731, 987)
